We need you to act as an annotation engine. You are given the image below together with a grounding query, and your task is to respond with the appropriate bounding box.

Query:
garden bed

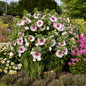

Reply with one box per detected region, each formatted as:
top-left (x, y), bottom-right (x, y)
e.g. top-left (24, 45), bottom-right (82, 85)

top-left (0, 71), bottom-right (86, 86)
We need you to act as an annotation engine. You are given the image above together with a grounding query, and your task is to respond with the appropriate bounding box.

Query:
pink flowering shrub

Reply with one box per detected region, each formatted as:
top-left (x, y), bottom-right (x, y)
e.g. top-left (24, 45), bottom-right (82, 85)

top-left (69, 35), bottom-right (86, 74)
top-left (68, 57), bottom-right (86, 74)
top-left (8, 9), bottom-right (79, 79)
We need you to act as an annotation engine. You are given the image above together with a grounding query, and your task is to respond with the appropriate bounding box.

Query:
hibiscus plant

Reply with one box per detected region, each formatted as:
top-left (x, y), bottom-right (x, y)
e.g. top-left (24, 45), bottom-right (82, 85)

top-left (7, 9), bottom-right (80, 79)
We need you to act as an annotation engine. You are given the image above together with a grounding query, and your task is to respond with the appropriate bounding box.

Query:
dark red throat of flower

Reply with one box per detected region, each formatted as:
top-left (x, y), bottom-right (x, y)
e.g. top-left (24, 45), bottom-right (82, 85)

top-left (59, 52), bottom-right (62, 55)
top-left (33, 26), bottom-right (35, 29)
top-left (35, 52), bottom-right (39, 56)
top-left (52, 17), bottom-right (55, 20)
top-left (30, 37), bottom-right (32, 40)
top-left (20, 48), bottom-right (23, 51)
top-left (40, 39), bottom-right (44, 43)
top-left (39, 22), bottom-right (41, 25)
top-left (57, 24), bottom-right (60, 28)
top-left (19, 39), bottom-right (22, 43)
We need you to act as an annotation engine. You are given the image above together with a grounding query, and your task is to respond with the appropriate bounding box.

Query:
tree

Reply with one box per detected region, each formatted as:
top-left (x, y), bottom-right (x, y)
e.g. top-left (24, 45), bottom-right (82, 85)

top-left (61, 0), bottom-right (86, 21)
top-left (17, 0), bottom-right (62, 17)
top-left (0, 1), bottom-right (6, 15)
top-left (7, 1), bottom-right (19, 16)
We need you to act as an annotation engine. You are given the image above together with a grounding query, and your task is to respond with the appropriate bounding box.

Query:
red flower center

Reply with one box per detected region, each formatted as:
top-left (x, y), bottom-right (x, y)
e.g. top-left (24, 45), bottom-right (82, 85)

top-left (59, 52), bottom-right (62, 55)
top-left (39, 22), bottom-right (41, 25)
top-left (57, 24), bottom-right (60, 28)
top-left (40, 39), bottom-right (43, 43)
top-left (20, 48), bottom-right (23, 51)
top-left (30, 37), bottom-right (32, 40)
top-left (35, 52), bottom-right (39, 56)
top-left (52, 17), bottom-right (55, 20)
top-left (19, 39), bottom-right (22, 43)
top-left (33, 26), bottom-right (35, 29)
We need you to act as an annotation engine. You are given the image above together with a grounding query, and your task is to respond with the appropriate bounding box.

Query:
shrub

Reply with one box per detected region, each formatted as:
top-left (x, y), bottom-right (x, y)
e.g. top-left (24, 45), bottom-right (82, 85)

top-left (58, 74), bottom-right (86, 86)
top-left (0, 27), bottom-right (10, 42)
top-left (73, 74), bottom-right (86, 86)
top-left (8, 9), bottom-right (79, 79)
top-left (59, 73), bottom-right (75, 86)
top-left (69, 35), bottom-right (86, 74)
top-left (32, 79), bottom-right (46, 86)
top-left (17, 77), bottom-right (32, 86)
top-left (2, 15), bottom-right (13, 24)
top-left (0, 74), bottom-right (17, 85)
top-left (43, 71), bottom-right (56, 83)
top-left (48, 79), bottom-right (60, 86)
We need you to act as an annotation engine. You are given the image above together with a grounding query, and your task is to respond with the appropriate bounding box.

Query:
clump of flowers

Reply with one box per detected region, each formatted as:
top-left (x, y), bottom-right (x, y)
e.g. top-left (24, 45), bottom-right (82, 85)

top-left (68, 57), bottom-right (86, 74)
top-left (8, 9), bottom-right (79, 78)
top-left (0, 43), bottom-right (22, 74)
top-left (69, 34), bottom-right (86, 74)
top-left (2, 15), bottom-right (13, 24)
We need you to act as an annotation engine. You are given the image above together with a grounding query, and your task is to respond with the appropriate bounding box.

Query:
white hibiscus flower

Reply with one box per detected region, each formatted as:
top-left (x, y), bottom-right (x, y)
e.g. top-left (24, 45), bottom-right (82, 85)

top-left (56, 50), bottom-right (64, 58)
top-left (18, 46), bottom-right (25, 53)
top-left (37, 20), bottom-right (43, 27)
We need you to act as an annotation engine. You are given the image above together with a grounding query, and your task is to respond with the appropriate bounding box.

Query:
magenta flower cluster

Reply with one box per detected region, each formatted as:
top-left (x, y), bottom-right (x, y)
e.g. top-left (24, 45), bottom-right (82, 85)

top-left (71, 35), bottom-right (86, 56)
top-left (69, 35), bottom-right (86, 66)
top-left (68, 58), bottom-right (79, 66)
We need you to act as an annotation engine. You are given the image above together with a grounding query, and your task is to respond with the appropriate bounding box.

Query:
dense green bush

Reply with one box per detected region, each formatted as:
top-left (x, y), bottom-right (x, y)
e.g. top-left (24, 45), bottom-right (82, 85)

top-left (6, 9), bottom-right (80, 79)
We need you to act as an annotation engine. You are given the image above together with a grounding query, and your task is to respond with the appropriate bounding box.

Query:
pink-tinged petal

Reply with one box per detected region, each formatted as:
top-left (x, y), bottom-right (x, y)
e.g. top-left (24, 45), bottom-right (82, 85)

top-left (56, 50), bottom-right (64, 58)
top-left (38, 38), bottom-right (46, 45)
top-left (64, 48), bottom-right (68, 55)
top-left (37, 20), bottom-right (43, 27)
top-left (17, 37), bottom-right (23, 45)
top-left (50, 16), bottom-right (57, 22)
top-left (31, 26), bottom-right (37, 31)
top-left (29, 35), bottom-right (35, 42)
top-left (18, 46), bottom-right (25, 53)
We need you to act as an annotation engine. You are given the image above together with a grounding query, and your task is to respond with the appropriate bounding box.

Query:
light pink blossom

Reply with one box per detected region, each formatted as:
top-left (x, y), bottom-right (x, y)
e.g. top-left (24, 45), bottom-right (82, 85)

top-left (40, 26), bottom-right (45, 31)
top-left (56, 50), bottom-right (64, 58)
top-left (32, 51), bottom-right (41, 61)
top-left (25, 19), bottom-right (31, 24)
top-left (17, 37), bottom-right (23, 45)
top-left (31, 26), bottom-right (37, 31)
top-left (13, 41), bottom-right (16, 46)
top-left (52, 40), bottom-right (56, 47)
top-left (18, 46), bottom-right (25, 53)
top-left (50, 16), bottom-right (57, 22)
top-left (37, 20), bottom-right (43, 27)
top-left (29, 35), bottom-right (35, 42)
top-left (64, 48), bottom-right (68, 55)
top-left (24, 26), bottom-right (29, 30)
top-left (38, 38), bottom-right (46, 45)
